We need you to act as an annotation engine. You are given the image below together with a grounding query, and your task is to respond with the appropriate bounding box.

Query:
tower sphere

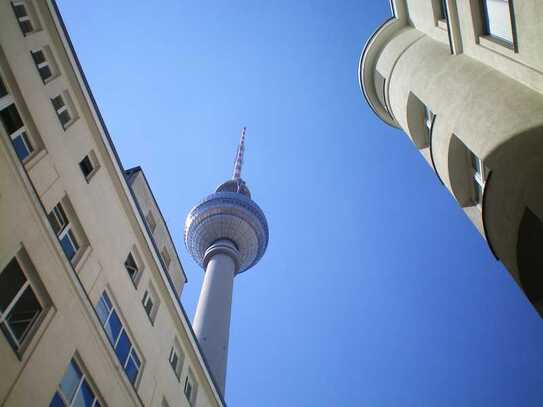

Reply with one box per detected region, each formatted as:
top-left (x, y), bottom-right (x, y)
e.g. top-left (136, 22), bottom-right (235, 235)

top-left (184, 129), bottom-right (268, 274)
top-left (184, 183), bottom-right (268, 273)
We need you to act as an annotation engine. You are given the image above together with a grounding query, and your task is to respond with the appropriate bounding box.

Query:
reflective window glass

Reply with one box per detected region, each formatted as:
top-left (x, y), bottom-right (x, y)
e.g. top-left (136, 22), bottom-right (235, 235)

top-left (103, 309), bottom-right (122, 345)
top-left (115, 330), bottom-right (131, 365)
top-left (59, 361), bottom-right (82, 403)
top-left (482, 0), bottom-right (514, 43)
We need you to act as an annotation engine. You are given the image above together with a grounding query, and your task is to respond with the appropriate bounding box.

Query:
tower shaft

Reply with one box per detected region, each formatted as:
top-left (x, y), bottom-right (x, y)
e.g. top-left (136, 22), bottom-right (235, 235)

top-left (192, 240), bottom-right (239, 395)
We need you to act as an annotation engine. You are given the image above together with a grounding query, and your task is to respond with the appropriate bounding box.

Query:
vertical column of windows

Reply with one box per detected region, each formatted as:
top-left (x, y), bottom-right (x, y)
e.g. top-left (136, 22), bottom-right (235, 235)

top-left (11, 2), bottom-right (35, 35)
top-left (95, 292), bottom-right (142, 385)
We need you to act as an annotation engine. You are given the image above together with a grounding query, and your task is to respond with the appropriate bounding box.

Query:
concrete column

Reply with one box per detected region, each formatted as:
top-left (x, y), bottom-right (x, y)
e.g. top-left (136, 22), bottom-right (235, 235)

top-left (192, 239), bottom-right (239, 395)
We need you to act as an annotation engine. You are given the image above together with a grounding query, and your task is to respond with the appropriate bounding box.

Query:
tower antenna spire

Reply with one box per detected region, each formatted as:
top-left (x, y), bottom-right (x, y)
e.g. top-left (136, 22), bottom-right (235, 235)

top-left (232, 127), bottom-right (246, 180)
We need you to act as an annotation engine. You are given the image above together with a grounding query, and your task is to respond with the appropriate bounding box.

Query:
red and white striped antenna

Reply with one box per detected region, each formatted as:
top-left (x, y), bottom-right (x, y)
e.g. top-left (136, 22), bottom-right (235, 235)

top-left (233, 127), bottom-right (246, 180)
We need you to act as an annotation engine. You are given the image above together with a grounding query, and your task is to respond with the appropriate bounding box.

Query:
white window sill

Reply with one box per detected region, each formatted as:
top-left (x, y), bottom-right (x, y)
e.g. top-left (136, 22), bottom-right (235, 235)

top-left (23, 148), bottom-right (47, 171)
top-left (478, 35), bottom-right (516, 58)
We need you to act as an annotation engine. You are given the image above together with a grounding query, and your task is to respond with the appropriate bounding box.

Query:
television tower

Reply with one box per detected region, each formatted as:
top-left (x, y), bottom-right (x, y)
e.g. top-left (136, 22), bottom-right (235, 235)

top-left (184, 128), bottom-right (269, 395)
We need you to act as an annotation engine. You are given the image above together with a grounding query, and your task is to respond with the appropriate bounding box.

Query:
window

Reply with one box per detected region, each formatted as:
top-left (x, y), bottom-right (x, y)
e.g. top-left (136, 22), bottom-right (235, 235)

top-left (51, 94), bottom-right (73, 129)
top-left (481, 0), bottom-right (515, 45)
top-left (161, 247), bottom-right (171, 269)
top-left (184, 372), bottom-right (197, 406)
top-left (78, 151), bottom-right (99, 182)
top-left (31, 49), bottom-right (53, 83)
top-left (95, 292), bottom-right (142, 386)
top-left (470, 151), bottom-right (488, 207)
top-left (0, 103), bottom-right (34, 162)
top-left (0, 257), bottom-right (43, 352)
top-left (79, 156), bottom-right (94, 179)
top-left (124, 253), bottom-right (140, 284)
top-left (142, 287), bottom-right (159, 323)
top-left (11, 2), bottom-right (35, 35)
top-left (145, 211), bottom-right (157, 233)
top-left (48, 202), bottom-right (79, 261)
top-left (168, 341), bottom-right (184, 379)
top-left (423, 105), bottom-right (434, 147)
top-left (50, 359), bottom-right (102, 407)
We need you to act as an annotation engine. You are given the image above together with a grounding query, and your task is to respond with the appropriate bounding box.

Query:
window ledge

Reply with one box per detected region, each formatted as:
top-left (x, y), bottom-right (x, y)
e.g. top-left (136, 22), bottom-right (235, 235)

top-left (23, 148), bottom-right (47, 171)
top-left (43, 73), bottom-right (61, 86)
top-left (73, 245), bottom-right (92, 272)
top-left (478, 35), bottom-right (516, 57)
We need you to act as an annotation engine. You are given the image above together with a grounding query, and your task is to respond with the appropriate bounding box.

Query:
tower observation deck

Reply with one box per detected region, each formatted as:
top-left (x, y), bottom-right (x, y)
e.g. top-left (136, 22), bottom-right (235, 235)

top-left (184, 128), bottom-right (269, 395)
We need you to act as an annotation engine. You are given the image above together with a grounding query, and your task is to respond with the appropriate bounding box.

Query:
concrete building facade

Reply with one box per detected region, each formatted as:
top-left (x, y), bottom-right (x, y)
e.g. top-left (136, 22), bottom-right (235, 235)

top-left (360, 1), bottom-right (543, 315)
top-left (0, 1), bottom-right (225, 405)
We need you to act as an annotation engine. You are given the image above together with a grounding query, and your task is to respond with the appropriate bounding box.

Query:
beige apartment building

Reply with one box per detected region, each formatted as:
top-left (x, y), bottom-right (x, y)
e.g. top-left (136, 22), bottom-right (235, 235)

top-left (0, 1), bottom-right (226, 406)
top-left (360, 1), bottom-right (543, 315)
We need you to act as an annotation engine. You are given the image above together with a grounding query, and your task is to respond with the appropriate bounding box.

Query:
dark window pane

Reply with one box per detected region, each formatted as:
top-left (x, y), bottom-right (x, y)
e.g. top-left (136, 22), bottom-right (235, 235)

top-left (31, 50), bottom-right (45, 65)
top-left (124, 254), bottom-right (138, 280)
top-left (125, 356), bottom-right (140, 385)
top-left (59, 361), bottom-right (82, 403)
top-left (6, 286), bottom-right (42, 343)
top-left (39, 66), bottom-right (52, 81)
top-left (72, 379), bottom-right (95, 407)
top-left (0, 104), bottom-right (24, 134)
top-left (58, 110), bottom-right (71, 128)
top-left (0, 76), bottom-right (7, 98)
top-left (79, 156), bottom-right (94, 178)
top-left (49, 392), bottom-right (66, 407)
top-left (52, 96), bottom-right (64, 111)
top-left (115, 330), bottom-right (131, 365)
top-left (170, 351), bottom-right (178, 371)
top-left (0, 258), bottom-right (27, 313)
top-left (143, 296), bottom-right (153, 316)
top-left (13, 4), bottom-right (27, 18)
top-left (60, 233), bottom-right (77, 260)
top-left (104, 310), bottom-right (121, 345)
top-left (12, 133), bottom-right (31, 161)
top-left (19, 20), bottom-right (33, 34)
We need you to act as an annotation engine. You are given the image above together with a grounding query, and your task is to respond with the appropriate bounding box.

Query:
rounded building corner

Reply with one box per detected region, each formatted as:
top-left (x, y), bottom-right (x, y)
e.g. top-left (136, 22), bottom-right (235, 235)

top-left (358, 17), bottom-right (401, 129)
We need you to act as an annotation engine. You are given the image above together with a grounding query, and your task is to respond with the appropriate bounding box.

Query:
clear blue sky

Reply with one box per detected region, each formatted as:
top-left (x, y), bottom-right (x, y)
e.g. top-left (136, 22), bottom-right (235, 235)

top-left (58, 1), bottom-right (543, 406)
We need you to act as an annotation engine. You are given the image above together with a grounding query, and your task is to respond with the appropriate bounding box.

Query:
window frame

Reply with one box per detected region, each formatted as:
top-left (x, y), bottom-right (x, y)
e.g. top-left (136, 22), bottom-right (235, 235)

top-left (141, 287), bottom-right (159, 324)
top-left (30, 48), bottom-right (54, 84)
top-left (48, 202), bottom-right (80, 262)
top-left (168, 340), bottom-right (184, 380)
top-left (50, 358), bottom-right (103, 407)
top-left (470, 152), bottom-right (487, 208)
top-left (11, 1), bottom-right (35, 36)
top-left (95, 291), bottom-right (143, 387)
top-left (145, 210), bottom-right (157, 234)
top-left (160, 247), bottom-right (171, 270)
top-left (480, 0), bottom-right (518, 51)
top-left (0, 256), bottom-right (45, 354)
top-left (124, 252), bottom-right (141, 287)
top-left (184, 371), bottom-right (198, 406)
top-left (0, 95), bottom-right (35, 163)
